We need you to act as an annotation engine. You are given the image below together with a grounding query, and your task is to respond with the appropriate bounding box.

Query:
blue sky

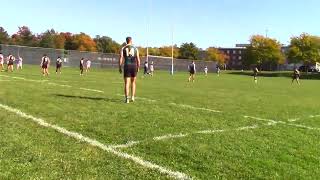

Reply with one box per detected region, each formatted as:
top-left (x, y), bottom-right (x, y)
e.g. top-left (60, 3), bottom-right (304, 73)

top-left (0, 0), bottom-right (319, 49)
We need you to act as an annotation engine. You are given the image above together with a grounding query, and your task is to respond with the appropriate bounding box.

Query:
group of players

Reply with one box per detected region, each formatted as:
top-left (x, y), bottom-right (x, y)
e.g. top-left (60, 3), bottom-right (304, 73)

top-left (40, 55), bottom-right (92, 76)
top-left (0, 53), bottom-right (23, 72)
top-left (0, 53), bottom-right (92, 76)
top-left (1, 36), bottom-right (301, 104)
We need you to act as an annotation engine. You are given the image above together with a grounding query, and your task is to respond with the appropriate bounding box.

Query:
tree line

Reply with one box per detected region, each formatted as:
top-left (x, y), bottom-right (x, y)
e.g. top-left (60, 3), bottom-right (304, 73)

top-left (0, 26), bottom-right (319, 67)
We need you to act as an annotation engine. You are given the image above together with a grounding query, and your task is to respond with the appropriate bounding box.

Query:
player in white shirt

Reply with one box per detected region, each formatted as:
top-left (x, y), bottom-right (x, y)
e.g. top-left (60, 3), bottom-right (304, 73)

top-left (86, 59), bottom-right (91, 73)
top-left (0, 52), bottom-right (4, 71)
top-left (7, 54), bottom-right (15, 72)
top-left (204, 66), bottom-right (208, 76)
top-left (149, 61), bottom-right (154, 76)
top-left (16, 56), bottom-right (23, 70)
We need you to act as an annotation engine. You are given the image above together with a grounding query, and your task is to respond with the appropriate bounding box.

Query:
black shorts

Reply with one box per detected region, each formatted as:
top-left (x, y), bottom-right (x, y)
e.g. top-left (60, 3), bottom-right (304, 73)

top-left (124, 64), bottom-right (137, 78)
top-left (56, 64), bottom-right (62, 68)
top-left (8, 61), bottom-right (14, 66)
top-left (189, 70), bottom-right (195, 75)
top-left (293, 75), bottom-right (300, 79)
top-left (80, 65), bottom-right (84, 70)
top-left (42, 64), bottom-right (48, 69)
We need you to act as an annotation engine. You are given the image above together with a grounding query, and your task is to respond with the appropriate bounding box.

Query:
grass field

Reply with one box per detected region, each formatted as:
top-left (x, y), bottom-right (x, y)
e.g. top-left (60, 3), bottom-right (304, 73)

top-left (0, 65), bottom-right (319, 179)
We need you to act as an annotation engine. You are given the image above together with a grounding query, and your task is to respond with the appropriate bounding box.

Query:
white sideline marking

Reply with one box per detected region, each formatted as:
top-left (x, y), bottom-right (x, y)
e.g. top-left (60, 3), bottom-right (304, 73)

top-left (114, 125), bottom-right (261, 150)
top-left (287, 123), bottom-right (320, 131)
top-left (0, 103), bottom-right (191, 180)
top-left (80, 88), bottom-right (104, 93)
top-left (48, 82), bottom-right (72, 88)
top-left (243, 116), bottom-right (284, 125)
top-left (153, 133), bottom-right (188, 141)
top-left (170, 103), bottom-right (221, 113)
top-left (309, 115), bottom-right (320, 118)
top-left (196, 129), bottom-right (225, 134)
top-left (116, 94), bottom-right (157, 102)
top-left (245, 115), bottom-right (320, 131)
top-left (288, 118), bottom-right (300, 122)
top-left (110, 141), bottom-right (141, 149)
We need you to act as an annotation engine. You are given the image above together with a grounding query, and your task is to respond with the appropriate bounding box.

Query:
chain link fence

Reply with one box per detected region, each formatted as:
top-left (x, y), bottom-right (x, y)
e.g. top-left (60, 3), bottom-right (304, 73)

top-left (0, 44), bottom-right (217, 72)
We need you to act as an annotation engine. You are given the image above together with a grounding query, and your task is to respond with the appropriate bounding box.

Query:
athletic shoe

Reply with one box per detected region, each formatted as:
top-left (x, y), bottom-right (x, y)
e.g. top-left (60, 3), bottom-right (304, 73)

top-left (131, 96), bottom-right (135, 102)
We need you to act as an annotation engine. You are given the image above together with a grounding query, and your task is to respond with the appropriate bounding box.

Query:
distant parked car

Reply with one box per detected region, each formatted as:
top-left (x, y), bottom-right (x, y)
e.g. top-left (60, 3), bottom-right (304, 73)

top-left (298, 65), bottom-right (319, 73)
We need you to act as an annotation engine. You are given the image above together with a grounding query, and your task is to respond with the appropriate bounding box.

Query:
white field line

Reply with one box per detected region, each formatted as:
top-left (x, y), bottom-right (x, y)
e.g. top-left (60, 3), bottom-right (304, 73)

top-left (0, 103), bottom-right (191, 180)
top-left (112, 125), bottom-right (261, 150)
top-left (79, 88), bottom-right (104, 93)
top-left (244, 115), bottom-right (320, 131)
top-left (116, 94), bottom-right (157, 103)
top-left (288, 118), bottom-right (300, 122)
top-left (153, 133), bottom-right (188, 141)
top-left (169, 103), bottom-right (221, 113)
top-left (47, 82), bottom-right (72, 88)
top-left (288, 114), bottom-right (320, 122)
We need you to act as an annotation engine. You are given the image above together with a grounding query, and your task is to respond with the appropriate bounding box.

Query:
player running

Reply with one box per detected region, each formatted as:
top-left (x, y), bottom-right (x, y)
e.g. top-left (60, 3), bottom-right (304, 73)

top-left (292, 68), bottom-right (300, 85)
top-left (7, 54), bottom-right (15, 72)
top-left (0, 52), bottom-right (4, 71)
top-left (86, 59), bottom-right (91, 73)
top-left (41, 54), bottom-right (50, 76)
top-left (253, 66), bottom-right (259, 84)
top-left (16, 56), bottom-right (23, 70)
top-left (119, 37), bottom-right (141, 103)
top-left (150, 61), bottom-right (154, 76)
top-left (56, 56), bottom-right (63, 74)
top-left (80, 58), bottom-right (85, 76)
top-left (204, 66), bottom-right (208, 76)
top-left (188, 61), bottom-right (196, 82)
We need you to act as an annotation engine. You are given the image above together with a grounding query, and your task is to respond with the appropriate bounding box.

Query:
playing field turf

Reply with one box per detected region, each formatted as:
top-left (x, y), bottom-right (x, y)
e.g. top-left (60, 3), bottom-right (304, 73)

top-left (0, 65), bottom-right (319, 179)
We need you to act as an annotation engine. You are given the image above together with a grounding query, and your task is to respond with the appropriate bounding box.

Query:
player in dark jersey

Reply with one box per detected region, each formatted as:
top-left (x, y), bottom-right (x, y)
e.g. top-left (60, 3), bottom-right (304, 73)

top-left (7, 54), bottom-right (15, 72)
top-left (56, 56), bottom-right (63, 74)
top-left (188, 61), bottom-right (196, 82)
top-left (80, 58), bottom-right (85, 76)
top-left (292, 68), bottom-right (300, 85)
top-left (253, 67), bottom-right (259, 84)
top-left (119, 37), bottom-right (141, 103)
top-left (41, 54), bottom-right (50, 76)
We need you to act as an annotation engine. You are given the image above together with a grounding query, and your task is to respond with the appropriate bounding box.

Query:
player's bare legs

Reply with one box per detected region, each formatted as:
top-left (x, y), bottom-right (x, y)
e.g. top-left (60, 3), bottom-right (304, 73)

top-left (124, 77), bottom-right (131, 103)
top-left (131, 77), bottom-right (136, 102)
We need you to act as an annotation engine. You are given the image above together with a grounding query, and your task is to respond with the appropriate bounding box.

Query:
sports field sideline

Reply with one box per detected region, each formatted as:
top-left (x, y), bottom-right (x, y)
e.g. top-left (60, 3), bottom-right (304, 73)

top-left (0, 65), bottom-right (319, 179)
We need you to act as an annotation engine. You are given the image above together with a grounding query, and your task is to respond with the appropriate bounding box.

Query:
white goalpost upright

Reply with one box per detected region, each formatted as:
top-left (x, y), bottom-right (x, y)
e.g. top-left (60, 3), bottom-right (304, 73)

top-left (147, 0), bottom-right (175, 75)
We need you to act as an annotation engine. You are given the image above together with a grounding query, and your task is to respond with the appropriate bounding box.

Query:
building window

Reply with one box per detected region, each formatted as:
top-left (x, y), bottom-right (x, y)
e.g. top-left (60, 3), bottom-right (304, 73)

top-left (239, 56), bottom-right (242, 60)
top-left (227, 50), bottom-right (230, 54)
top-left (239, 50), bottom-right (242, 54)
top-left (233, 50), bottom-right (236, 54)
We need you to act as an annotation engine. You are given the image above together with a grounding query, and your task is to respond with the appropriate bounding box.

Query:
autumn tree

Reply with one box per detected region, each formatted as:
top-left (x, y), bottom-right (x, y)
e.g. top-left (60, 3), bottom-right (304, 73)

top-left (205, 47), bottom-right (227, 64)
top-left (0, 27), bottom-right (9, 44)
top-left (179, 42), bottom-right (199, 60)
top-left (159, 45), bottom-right (179, 58)
top-left (72, 33), bottom-right (97, 52)
top-left (287, 33), bottom-right (320, 65)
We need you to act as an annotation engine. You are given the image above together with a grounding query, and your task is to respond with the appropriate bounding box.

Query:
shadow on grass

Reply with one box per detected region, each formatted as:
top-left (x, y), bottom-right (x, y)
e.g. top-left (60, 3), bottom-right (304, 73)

top-left (227, 71), bottom-right (320, 80)
top-left (54, 94), bottom-right (120, 102)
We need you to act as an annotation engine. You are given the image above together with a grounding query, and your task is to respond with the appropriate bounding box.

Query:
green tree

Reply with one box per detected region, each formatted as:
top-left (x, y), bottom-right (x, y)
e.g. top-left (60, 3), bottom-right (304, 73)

top-left (39, 29), bottom-right (56, 48)
top-left (287, 33), bottom-right (320, 65)
top-left (244, 35), bottom-right (284, 69)
top-left (11, 26), bottom-right (38, 46)
top-left (0, 27), bottom-right (9, 44)
top-left (179, 42), bottom-right (199, 60)
top-left (94, 36), bottom-right (120, 53)
top-left (205, 47), bottom-right (226, 64)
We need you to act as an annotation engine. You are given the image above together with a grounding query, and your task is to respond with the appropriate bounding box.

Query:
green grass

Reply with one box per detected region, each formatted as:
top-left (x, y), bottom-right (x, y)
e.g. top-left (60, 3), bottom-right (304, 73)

top-left (0, 65), bottom-right (319, 179)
